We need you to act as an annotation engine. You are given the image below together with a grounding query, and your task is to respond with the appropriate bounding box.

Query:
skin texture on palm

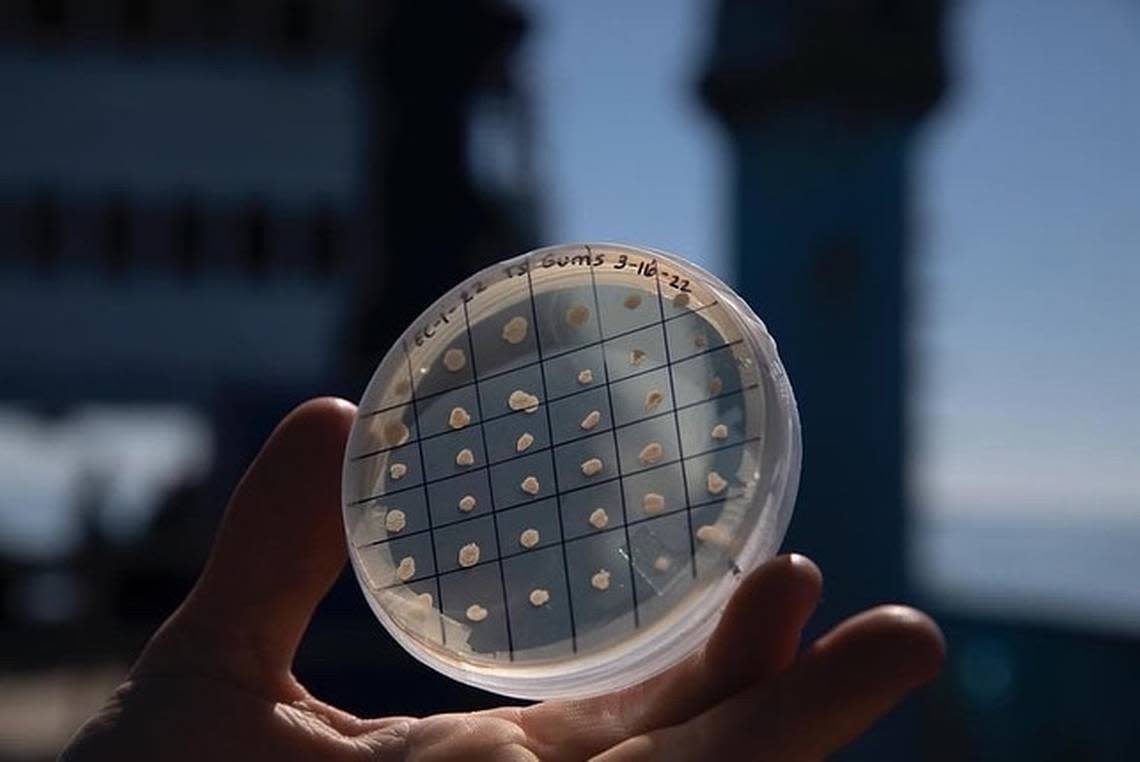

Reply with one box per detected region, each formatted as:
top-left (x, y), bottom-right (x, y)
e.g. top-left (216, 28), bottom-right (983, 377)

top-left (61, 398), bottom-right (944, 762)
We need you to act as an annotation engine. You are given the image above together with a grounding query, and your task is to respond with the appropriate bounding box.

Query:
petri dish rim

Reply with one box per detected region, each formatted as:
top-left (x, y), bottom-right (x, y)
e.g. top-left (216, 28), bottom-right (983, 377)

top-left (342, 242), bottom-right (801, 700)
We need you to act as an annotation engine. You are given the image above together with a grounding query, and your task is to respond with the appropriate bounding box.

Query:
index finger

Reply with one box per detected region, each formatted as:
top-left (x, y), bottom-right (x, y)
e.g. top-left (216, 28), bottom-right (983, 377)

top-left (132, 397), bottom-right (356, 697)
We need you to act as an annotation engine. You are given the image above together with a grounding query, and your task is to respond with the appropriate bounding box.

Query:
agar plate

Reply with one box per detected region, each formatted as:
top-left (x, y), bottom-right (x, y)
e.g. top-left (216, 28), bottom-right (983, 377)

top-left (342, 243), bottom-right (800, 699)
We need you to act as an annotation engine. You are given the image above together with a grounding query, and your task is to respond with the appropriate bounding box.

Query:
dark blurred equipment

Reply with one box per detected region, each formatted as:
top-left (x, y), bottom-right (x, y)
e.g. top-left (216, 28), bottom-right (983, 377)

top-left (702, 1), bottom-right (946, 758)
top-left (702, 0), bottom-right (947, 643)
top-left (703, 3), bottom-right (1140, 761)
top-left (0, 1), bottom-right (536, 755)
top-left (351, 0), bottom-right (539, 378)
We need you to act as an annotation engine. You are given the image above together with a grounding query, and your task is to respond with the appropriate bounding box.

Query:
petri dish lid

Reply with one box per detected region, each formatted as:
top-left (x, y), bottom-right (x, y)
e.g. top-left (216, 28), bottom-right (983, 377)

top-left (342, 243), bottom-right (800, 700)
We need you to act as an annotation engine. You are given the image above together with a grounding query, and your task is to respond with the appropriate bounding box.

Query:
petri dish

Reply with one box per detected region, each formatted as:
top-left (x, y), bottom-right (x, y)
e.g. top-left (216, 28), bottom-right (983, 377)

top-left (342, 243), bottom-right (801, 700)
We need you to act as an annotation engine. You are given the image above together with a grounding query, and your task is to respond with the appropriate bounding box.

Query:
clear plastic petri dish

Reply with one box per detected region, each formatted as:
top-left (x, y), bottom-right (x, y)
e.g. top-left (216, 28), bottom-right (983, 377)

top-left (342, 243), bottom-right (800, 700)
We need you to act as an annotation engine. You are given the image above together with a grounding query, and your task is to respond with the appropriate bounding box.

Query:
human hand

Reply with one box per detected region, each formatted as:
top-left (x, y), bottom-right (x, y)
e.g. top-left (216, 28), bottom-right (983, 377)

top-left (62, 398), bottom-right (944, 761)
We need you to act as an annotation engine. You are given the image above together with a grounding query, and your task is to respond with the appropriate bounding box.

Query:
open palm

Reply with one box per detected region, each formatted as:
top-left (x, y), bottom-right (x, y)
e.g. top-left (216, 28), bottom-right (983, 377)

top-left (62, 399), bottom-right (943, 761)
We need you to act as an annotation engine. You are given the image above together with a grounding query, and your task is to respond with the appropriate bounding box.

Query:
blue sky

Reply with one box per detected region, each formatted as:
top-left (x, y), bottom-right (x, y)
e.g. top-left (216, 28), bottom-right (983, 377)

top-left (519, 0), bottom-right (726, 274)
top-left (0, 0), bottom-right (1135, 562)
top-left (521, 0), bottom-right (1140, 522)
top-left (916, 0), bottom-right (1139, 519)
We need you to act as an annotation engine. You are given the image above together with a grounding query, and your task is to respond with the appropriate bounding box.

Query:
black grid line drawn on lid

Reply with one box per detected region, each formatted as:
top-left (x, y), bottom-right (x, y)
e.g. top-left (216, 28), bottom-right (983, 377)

top-left (653, 265), bottom-right (698, 576)
top-left (401, 340), bottom-right (446, 644)
top-left (524, 258), bottom-right (580, 652)
top-left (462, 297), bottom-right (517, 660)
top-left (588, 250), bottom-right (641, 627)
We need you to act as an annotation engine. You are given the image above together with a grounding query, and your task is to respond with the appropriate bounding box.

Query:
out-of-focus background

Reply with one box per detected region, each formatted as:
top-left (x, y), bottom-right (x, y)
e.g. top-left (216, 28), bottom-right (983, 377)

top-left (0, 1), bottom-right (1137, 759)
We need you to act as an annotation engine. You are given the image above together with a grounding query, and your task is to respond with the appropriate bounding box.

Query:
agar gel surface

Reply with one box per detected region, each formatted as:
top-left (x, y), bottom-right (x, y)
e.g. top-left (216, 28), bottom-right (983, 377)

top-left (343, 243), bottom-right (800, 699)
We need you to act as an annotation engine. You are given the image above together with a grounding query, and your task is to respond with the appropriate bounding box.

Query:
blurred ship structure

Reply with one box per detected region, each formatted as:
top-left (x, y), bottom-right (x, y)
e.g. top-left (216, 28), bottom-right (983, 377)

top-left (701, 2), bottom-right (945, 757)
top-left (701, 1), bottom-right (1140, 760)
top-left (0, 2), bottom-right (538, 757)
top-left (702, 0), bottom-right (946, 652)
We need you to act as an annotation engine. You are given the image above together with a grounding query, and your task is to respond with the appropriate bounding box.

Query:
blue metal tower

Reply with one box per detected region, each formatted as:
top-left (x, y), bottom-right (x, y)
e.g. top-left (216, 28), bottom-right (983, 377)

top-left (701, 1), bottom-right (946, 754)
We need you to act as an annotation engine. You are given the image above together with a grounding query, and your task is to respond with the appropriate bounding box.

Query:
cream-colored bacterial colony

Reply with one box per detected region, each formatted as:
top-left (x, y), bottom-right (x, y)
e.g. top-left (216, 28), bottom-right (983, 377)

top-left (638, 442), bottom-right (663, 465)
top-left (443, 347), bottom-right (466, 372)
top-left (708, 376), bottom-right (723, 396)
top-left (642, 493), bottom-right (665, 515)
top-left (591, 569), bottom-right (612, 591)
top-left (706, 471), bottom-right (728, 495)
top-left (389, 462), bottom-right (408, 480)
top-left (644, 389), bottom-right (664, 413)
top-left (383, 421), bottom-right (409, 446)
top-left (520, 475), bottom-right (540, 495)
top-left (458, 494), bottom-right (477, 512)
top-left (711, 423), bottom-right (728, 440)
top-left (580, 410), bottom-right (601, 430)
top-left (502, 316), bottom-right (528, 344)
top-left (509, 390), bottom-right (540, 413)
top-left (696, 524), bottom-right (732, 548)
top-left (385, 509), bottom-right (407, 533)
top-left (623, 293), bottom-right (642, 310)
top-left (516, 432), bottom-right (535, 452)
top-left (581, 458), bottom-right (603, 477)
top-left (577, 369), bottom-right (593, 385)
top-left (630, 349), bottom-right (647, 366)
top-left (396, 556), bottom-right (416, 581)
top-left (456, 448), bottom-right (475, 467)
top-left (653, 555), bottom-right (672, 573)
top-left (566, 304), bottom-right (590, 327)
top-left (458, 542), bottom-right (481, 567)
top-left (673, 292), bottom-right (690, 308)
top-left (693, 333), bottom-right (708, 349)
top-left (529, 588), bottom-right (550, 607)
top-left (519, 528), bottom-right (540, 549)
top-left (449, 406), bottom-right (471, 429)
top-left (588, 508), bottom-right (609, 529)
top-left (466, 604), bottom-right (488, 622)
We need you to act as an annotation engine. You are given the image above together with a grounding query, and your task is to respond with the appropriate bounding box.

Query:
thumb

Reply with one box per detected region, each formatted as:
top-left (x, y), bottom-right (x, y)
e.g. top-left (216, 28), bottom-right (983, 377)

top-left (132, 397), bottom-right (356, 697)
